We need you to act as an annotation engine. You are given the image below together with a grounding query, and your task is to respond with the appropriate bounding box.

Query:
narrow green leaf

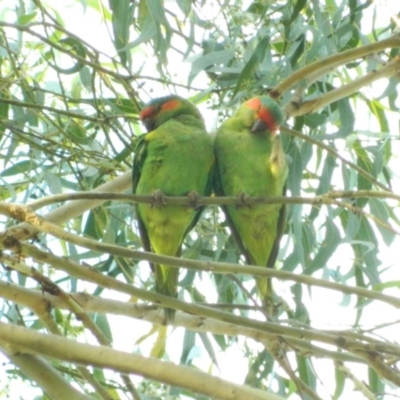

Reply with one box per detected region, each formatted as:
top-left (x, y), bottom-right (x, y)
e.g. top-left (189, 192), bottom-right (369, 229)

top-left (286, 142), bottom-right (303, 196)
top-left (290, 0), bottom-right (307, 23)
top-left (333, 366), bottom-right (345, 400)
top-left (303, 113), bottom-right (327, 129)
top-left (50, 37), bottom-right (86, 74)
top-left (18, 12), bottom-right (37, 25)
top-left (180, 330), bottom-right (196, 365)
top-left (79, 66), bottom-right (92, 92)
top-left (127, 12), bottom-right (156, 49)
top-left (65, 121), bottom-right (89, 145)
top-left (297, 356), bottom-right (316, 391)
top-left (0, 92), bottom-right (9, 137)
top-left (291, 205), bottom-right (305, 268)
top-left (337, 98), bottom-right (355, 137)
top-left (1, 160), bottom-right (38, 177)
top-left (109, 0), bottom-right (134, 66)
top-left (348, 0), bottom-right (357, 23)
top-left (309, 153), bottom-right (336, 221)
top-left (189, 49), bottom-right (235, 84)
top-left (232, 36), bottom-right (269, 98)
top-left (368, 366), bottom-right (384, 394)
top-left (307, 218), bottom-right (341, 274)
top-left (176, 0), bottom-right (192, 16)
top-left (353, 140), bottom-right (373, 207)
top-left (367, 99), bottom-right (389, 133)
top-left (146, 0), bottom-right (169, 27)
top-left (289, 34), bottom-right (305, 68)
top-left (244, 349), bottom-right (274, 388)
top-left (354, 218), bottom-right (380, 285)
top-left (93, 313), bottom-right (113, 343)
top-left (198, 333), bottom-right (219, 368)
top-left (369, 198), bottom-right (395, 246)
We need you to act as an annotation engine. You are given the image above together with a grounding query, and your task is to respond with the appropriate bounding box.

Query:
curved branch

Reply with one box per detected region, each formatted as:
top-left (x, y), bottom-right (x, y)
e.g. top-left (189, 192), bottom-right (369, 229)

top-left (284, 56), bottom-right (400, 117)
top-left (0, 281), bottom-right (363, 365)
top-left (281, 126), bottom-right (392, 192)
top-left (0, 322), bottom-right (283, 400)
top-left (1, 207), bottom-right (400, 310)
top-left (0, 98), bottom-right (108, 123)
top-left (3, 171), bottom-right (132, 241)
top-left (0, 347), bottom-right (94, 400)
top-left (3, 241), bottom-right (400, 358)
top-left (271, 34), bottom-right (400, 96)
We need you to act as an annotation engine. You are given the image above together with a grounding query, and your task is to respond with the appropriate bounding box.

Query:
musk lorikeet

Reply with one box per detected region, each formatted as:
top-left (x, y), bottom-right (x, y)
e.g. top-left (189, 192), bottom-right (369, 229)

top-left (214, 96), bottom-right (288, 312)
top-left (132, 95), bottom-right (214, 323)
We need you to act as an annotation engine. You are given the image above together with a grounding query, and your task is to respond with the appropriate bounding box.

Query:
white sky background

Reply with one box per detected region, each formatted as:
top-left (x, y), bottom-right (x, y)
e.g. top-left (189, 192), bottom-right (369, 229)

top-left (1, 0), bottom-right (400, 399)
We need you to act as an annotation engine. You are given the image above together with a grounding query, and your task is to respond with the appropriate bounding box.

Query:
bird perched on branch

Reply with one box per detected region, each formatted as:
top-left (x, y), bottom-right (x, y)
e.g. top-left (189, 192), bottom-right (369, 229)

top-left (214, 96), bottom-right (288, 313)
top-left (132, 95), bottom-right (214, 323)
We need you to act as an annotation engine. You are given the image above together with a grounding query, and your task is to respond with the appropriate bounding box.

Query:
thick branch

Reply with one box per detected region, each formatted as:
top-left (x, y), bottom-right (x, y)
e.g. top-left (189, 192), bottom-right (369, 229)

top-left (0, 322), bottom-right (283, 400)
top-left (4, 244), bottom-right (400, 361)
top-left (3, 171), bottom-right (132, 241)
top-left (0, 281), bottom-right (363, 364)
top-left (284, 56), bottom-right (400, 117)
top-left (0, 346), bottom-right (94, 400)
top-left (2, 212), bottom-right (400, 310)
top-left (25, 190), bottom-right (400, 210)
top-left (271, 34), bottom-right (400, 96)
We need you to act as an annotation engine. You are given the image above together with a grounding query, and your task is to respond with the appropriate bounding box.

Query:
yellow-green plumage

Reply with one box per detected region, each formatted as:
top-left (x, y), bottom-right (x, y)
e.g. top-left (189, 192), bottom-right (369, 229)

top-left (133, 95), bottom-right (214, 323)
top-left (214, 96), bottom-right (287, 309)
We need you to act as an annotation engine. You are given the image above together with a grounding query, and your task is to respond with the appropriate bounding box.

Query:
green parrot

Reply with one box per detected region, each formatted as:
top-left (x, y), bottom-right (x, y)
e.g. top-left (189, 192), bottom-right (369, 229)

top-left (132, 95), bottom-right (214, 323)
top-left (214, 96), bottom-right (288, 312)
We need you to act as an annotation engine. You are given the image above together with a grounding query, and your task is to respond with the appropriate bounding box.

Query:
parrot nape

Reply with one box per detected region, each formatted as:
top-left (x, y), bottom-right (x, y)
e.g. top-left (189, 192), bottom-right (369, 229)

top-left (132, 95), bottom-right (214, 323)
top-left (214, 96), bottom-right (288, 313)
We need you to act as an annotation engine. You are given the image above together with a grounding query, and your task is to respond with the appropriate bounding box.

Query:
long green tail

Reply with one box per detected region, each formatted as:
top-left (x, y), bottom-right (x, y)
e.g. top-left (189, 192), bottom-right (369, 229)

top-left (155, 264), bottom-right (179, 324)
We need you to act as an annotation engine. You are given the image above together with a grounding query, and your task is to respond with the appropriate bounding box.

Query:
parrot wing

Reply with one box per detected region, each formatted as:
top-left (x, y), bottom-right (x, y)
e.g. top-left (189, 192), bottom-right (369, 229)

top-left (267, 184), bottom-right (286, 269)
top-left (214, 165), bottom-right (253, 265)
top-left (132, 134), bottom-right (154, 270)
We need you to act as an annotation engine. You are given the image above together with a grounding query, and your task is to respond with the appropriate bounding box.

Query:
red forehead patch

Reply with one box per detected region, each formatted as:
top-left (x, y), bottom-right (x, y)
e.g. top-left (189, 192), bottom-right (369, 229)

top-left (161, 99), bottom-right (181, 112)
top-left (245, 97), bottom-right (261, 110)
top-left (258, 106), bottom-right (279, 132)
top-left (139, 105), bottom-right (156, 120)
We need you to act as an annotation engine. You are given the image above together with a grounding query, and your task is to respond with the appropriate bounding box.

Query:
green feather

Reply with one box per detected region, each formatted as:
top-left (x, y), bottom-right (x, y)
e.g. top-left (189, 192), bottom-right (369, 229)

top-left (133, 95), bottom-right (214, 323)
top-left (214, 96), bottom-right (287, 313)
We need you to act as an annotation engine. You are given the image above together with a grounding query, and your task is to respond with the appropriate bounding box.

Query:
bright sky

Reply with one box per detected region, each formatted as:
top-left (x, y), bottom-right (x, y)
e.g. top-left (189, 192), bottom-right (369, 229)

top-left (1, 0), bottom-right (400, 399)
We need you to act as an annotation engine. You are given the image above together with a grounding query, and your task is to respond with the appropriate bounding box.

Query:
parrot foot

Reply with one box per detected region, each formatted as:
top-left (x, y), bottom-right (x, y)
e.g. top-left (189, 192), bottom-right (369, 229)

top-left (236, 192), bottom-right (250, 208)
top-left (263, 296), bottom-right (279, 319)
top-left (187, 191), bottom-right (200, 209)
top-left (151, 189), bottom-right (167, 208)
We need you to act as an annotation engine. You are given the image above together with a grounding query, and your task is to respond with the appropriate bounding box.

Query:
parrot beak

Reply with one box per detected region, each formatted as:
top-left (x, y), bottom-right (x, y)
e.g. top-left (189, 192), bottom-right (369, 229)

top-left (251, 119), bottom-right (279, 136)
top-left (142, 118), bottom-right (155, 132)
top-left (251, 119), bottom-right (267, 134)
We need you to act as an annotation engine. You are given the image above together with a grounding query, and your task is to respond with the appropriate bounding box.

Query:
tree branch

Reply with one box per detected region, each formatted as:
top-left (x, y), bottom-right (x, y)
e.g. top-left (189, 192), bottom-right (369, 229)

top-left (0, 346), bottom-right (94, 400)
top-left (271, 34), bottom-right (400, 96)
top-left (3, 242), bottom-right (400, 364)
top-left (3, 171), bottom-right (132, 241)
top-left (282, 126), bottom-right (392, 192)
top-left (25, 190), bottom-right (400, 210)
top-left (284, 56), bottom-right (400, 117)
top-left (2, 210), bottom-right (400, 310)
top-left (0, 322), bottom-right (284, 400)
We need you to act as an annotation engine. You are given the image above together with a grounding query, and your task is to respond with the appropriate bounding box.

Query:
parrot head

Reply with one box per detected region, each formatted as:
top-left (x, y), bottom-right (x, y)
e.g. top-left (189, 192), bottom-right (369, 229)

top-left (139, 95), bottom-right (205, 132)
top-left (243, 96), bottom-right (284, 135)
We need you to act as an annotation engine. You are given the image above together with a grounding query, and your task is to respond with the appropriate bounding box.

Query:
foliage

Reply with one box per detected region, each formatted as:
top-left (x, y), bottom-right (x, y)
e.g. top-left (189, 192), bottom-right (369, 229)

top-left (1, 0), bottom-right (400, 399)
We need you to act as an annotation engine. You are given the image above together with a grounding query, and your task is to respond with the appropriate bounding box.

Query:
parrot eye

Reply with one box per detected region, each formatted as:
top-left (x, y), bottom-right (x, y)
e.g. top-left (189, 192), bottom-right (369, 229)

top-left (142, 118), bottom-right (156, 132)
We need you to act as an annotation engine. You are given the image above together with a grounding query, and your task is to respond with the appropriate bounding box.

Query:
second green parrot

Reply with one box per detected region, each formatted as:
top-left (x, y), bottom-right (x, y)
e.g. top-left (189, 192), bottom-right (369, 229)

top-left (214, 96), bottom-right (288, 310)
top-left (132, 95), bottom-right (214, 323)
